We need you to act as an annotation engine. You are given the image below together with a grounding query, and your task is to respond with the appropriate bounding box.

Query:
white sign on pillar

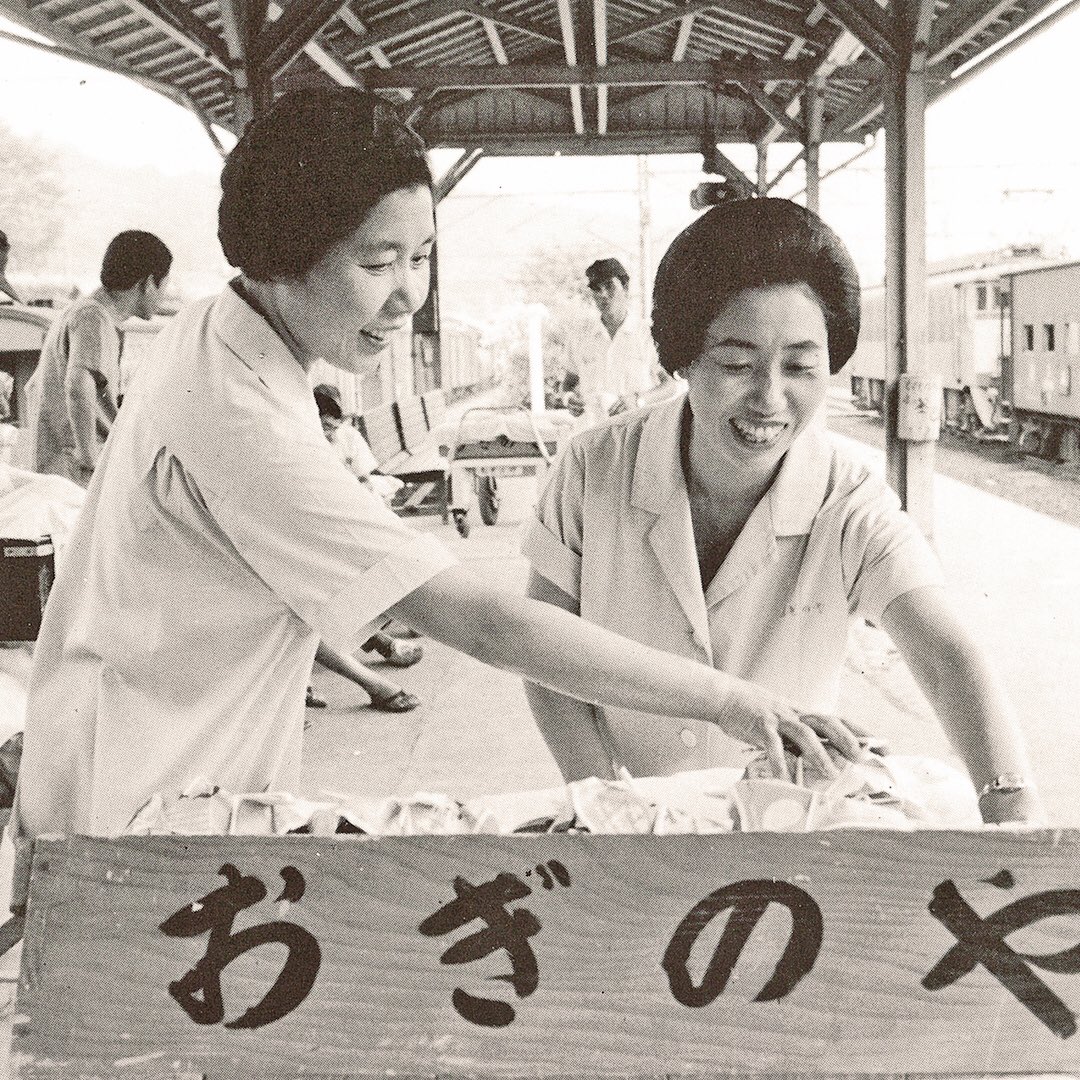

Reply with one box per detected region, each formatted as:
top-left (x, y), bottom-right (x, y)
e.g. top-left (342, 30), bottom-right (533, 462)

top-left (897, 373), bottom-right (942, 441)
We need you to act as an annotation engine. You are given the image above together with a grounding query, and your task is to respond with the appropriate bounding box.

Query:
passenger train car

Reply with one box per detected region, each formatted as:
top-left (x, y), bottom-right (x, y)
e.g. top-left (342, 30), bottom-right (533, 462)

top-left (847, 246), bottom-right (1055, 432)
top-left (1007, 261), bottom-right (1080, 460)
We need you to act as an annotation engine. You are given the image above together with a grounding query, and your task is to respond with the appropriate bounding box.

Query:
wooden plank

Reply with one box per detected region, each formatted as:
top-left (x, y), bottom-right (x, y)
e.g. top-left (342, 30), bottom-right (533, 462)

top-left (13, 829), bottom-right (1080, 1078)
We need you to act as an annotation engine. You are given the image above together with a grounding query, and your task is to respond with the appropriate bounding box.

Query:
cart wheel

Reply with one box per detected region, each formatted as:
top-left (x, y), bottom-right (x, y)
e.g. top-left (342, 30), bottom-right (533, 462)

top-left (477, 476), bottom-right (500, 526)
top-left (452, 508), bottom-right (470, 538)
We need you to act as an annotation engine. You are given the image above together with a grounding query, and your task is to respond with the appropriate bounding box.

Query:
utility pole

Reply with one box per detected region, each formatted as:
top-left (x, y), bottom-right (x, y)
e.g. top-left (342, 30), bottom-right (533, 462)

top-left (637, 155), bottom-right (652, 323)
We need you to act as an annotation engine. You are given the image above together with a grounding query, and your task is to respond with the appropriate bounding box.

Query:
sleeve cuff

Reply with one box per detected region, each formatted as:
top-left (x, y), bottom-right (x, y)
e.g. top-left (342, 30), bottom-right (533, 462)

top-left (522, 516), bottom-right (581, 601)
top-left (317, 534), bottom-right (458, 653)
top-left (857, 544), bottom-right (946, 624)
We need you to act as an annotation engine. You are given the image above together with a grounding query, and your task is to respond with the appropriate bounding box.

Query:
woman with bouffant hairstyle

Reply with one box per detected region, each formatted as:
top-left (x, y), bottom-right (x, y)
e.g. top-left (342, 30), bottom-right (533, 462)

top-left (16, 96), bottom-right (869, 841)
top-left (524, 197), bottom-right (1041, 824)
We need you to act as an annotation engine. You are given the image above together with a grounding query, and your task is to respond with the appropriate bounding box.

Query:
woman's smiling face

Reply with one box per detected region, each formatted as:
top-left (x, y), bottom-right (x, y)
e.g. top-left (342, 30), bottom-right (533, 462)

top-left (277, 184), bottom-right (436, 376)
top-left (685, 283), bottom-right (830, 480)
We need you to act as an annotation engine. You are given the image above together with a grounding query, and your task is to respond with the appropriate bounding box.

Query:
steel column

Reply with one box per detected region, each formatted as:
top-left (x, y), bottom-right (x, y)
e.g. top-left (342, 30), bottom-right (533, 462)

top-left (803, 76), bottom-right (823, 212)
top-left (883, 0), bottom-right (933, 535)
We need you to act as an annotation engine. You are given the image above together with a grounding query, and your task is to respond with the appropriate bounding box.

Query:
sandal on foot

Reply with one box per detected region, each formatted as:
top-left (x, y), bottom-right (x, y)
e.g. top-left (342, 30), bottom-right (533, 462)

top-left (370, 689), bottom-right (421, 713)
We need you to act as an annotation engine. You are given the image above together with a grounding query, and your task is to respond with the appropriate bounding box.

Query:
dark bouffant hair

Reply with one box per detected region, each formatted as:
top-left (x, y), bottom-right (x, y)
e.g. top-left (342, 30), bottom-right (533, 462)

top-left (219, 88), bottom-right (433, 282)
top-left (651, 198), bottom-right (861, 376)
top-left (100, 231), bottom-right (172, 291)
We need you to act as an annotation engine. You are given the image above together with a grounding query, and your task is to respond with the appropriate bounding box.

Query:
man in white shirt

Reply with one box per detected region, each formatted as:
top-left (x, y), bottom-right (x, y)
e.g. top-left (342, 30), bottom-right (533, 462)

top-left (561, 257), bottom-right (675, 428)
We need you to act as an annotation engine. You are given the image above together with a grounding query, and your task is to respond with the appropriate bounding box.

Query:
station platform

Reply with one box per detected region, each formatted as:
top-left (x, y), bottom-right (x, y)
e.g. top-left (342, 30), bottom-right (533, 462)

top-left (302, 408), bottom-right (1080, 828)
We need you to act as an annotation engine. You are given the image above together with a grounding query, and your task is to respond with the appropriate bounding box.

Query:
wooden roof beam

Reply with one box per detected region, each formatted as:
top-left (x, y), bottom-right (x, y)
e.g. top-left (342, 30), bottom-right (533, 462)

top-left (554, 0), bottom-right (584, 135)
top-left (814, 0), bottom-right (898, 67)
top-left (266, 1), bottom-right (359, 85)
top-left (610, 0), bottom-right (829, 50)
top-left (737, 81), bottom-right (802, 139)
top-left (442, 132), bottom-right (715, 155)
top-left (253, 0), bottom-right (349, 75)
top-left (760, 20), bottom-right (863, 145)
top-left (363, 57), bottom-right (876, 91)
top-left (480, 16), bottom-right (508, 64)
top-left (594, 0), bottom-right (607, 135)
top-left (114, 0), bottom-right (231, 74)
top-left (672, 14), bottom-right (694, 60)
top-left (336, 7), bottom-right (393, 70)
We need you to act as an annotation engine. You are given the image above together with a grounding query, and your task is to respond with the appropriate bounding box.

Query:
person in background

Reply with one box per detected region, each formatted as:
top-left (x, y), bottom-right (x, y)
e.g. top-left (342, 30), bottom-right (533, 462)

top-left (314, 383), bottom-right (404, 504)
top-left (523, 197), bottom-right (1042, 825)
top-left (28, 230), bottom-right (172, 486)
top-left (305, 381), bottom-right (422, 713)
top-left (14, 90), bottom-right (869, 842)
top-left (313, 382), bottom-right (423, 669)
top-left (561, 257), bottom-right (675, 428)
top-left (0, 230), bottom-right (23, 305)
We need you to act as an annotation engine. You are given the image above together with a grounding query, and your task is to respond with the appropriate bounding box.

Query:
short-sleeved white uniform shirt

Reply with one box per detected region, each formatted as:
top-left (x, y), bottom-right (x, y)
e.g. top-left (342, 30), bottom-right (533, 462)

top-left (523, 394), bottom-right (944, 778)
top-left (15, 285), bottom-right (456, 838)
top-left (564, 312), bottom-right (661, 427)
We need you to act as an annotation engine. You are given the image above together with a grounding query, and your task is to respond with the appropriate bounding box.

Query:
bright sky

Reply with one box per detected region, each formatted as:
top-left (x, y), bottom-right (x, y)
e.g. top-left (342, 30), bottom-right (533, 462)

top-left (2, 3), bottom-right (1080, 312)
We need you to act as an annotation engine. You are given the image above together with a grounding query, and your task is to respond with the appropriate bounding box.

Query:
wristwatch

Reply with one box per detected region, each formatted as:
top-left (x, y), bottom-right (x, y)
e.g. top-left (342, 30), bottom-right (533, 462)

top-left (977, 774), bottom-right (1030, 800)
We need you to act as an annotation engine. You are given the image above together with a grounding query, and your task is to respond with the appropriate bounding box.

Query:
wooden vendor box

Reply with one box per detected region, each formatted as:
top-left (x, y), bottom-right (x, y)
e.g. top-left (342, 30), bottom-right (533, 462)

top-left (9, 827), bottom-right (1080, 1078)
top-left (0, 537), bottom-right (53, 642)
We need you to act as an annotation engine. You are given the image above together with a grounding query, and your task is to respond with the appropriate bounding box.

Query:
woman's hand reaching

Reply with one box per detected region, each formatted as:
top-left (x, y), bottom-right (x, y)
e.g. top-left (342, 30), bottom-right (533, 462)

top-left (714, 674), bottom-right (874, 782)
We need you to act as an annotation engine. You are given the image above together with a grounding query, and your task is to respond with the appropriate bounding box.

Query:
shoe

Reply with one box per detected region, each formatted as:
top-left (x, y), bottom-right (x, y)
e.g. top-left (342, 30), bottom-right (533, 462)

top-left (369, 689), bottom-right (421, 713)
top-left (362, 635), bottom-right (423, 668)
top-left (305, 687), bottom-right (327, 709)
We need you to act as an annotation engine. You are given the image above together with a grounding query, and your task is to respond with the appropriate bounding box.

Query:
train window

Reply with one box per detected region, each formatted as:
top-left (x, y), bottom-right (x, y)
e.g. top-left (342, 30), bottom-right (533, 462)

top-left (1067, 322), bottom-right (1080, 355)
top-left (1024, 324), bottom-right (1035, 351)
top-left (1045, 324), bottom-right (1056, 352)
top-left (993, 284), bottom-right (1008, 308)
top-left (975, 284), bottom-right (987, 311)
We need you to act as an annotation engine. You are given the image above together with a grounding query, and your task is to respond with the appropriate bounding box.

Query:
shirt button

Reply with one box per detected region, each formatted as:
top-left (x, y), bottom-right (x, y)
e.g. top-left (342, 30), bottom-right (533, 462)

top-left (680, 728), bottom-right (698, 748)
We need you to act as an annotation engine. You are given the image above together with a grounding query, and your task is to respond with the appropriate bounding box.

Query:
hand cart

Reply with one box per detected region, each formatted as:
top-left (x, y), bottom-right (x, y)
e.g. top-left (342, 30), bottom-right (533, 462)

top-left (444, 406), bottom-right (568, 538)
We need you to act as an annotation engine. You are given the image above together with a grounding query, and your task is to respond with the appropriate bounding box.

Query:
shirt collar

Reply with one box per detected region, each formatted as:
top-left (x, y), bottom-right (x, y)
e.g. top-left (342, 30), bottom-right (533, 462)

top-left (630, 394), bottom-right (687, 514)
top-left (766, 423), bottom-right (833, 536)
top-left (630, 396), bottom-right (832, 535)
top-left (211, 281), bottom-right (316, 409)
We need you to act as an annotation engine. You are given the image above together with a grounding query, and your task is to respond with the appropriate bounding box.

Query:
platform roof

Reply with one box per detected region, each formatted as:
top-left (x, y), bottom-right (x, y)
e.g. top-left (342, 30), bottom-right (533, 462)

top-left (0, 0), bottom-right (1070, 160)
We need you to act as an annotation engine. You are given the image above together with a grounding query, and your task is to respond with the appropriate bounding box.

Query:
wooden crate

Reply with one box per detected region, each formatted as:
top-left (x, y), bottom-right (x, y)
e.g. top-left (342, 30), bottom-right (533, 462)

top-left (10, 829), bottom-right (1080, 1079)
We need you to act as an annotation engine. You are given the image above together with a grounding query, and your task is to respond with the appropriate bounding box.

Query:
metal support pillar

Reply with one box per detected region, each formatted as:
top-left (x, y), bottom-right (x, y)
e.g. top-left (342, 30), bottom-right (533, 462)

top-left (219, 0), bottom-right (271, 129)
top-left (756, 142), bottom-right (769, 197)
top-left (803, 77), bottom-right (823, 213)
top-left (883, 0), bottom-right (933, 537)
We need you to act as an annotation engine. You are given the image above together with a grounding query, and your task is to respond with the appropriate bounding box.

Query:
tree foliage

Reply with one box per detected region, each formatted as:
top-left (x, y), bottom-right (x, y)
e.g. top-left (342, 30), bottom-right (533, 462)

top-left (0, 120), bottom-right (68, 274)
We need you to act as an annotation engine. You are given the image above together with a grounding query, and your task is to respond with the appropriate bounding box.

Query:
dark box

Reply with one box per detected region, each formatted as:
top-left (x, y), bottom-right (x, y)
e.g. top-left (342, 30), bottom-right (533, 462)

top-left (0, 536), bottom-right (54, 641)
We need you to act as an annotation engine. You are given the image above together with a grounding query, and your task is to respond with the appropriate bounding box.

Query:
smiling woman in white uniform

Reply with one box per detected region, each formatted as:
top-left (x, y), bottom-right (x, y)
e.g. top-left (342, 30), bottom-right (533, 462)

top-left (13, 94), bottom-right (874, 841)
top-left (524, 198), bottom-right (1042, 825)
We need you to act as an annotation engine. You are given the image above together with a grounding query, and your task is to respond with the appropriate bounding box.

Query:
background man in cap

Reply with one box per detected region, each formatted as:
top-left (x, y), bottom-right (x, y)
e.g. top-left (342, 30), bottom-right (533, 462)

top-left (561, 256), bottom-right (674, 428)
